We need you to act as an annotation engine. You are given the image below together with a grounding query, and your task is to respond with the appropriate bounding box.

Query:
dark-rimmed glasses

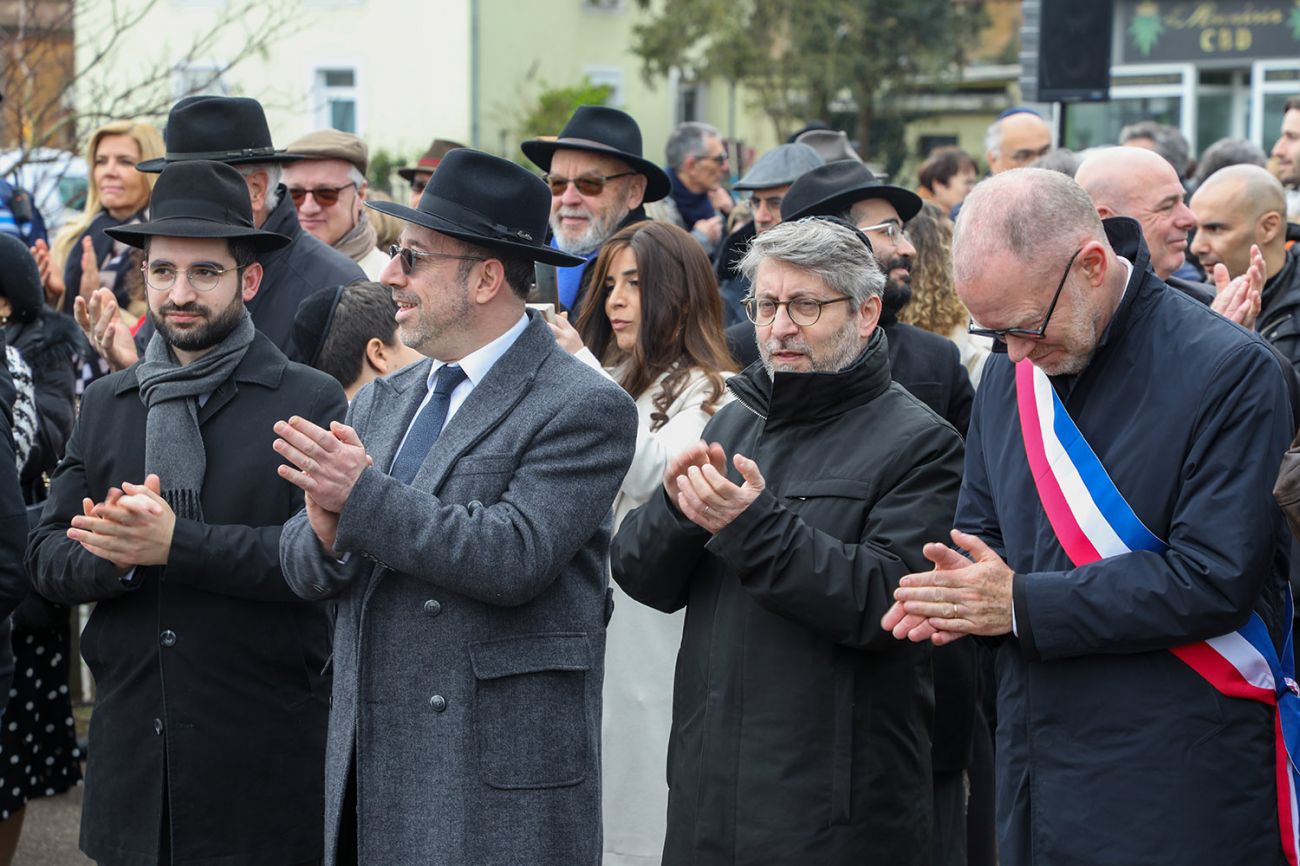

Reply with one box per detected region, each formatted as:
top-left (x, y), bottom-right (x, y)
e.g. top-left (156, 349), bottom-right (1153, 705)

top-left (744, 295), bottom-right (855, 327)
top-left (387, 244), bottom-right (486, 276)
top-left (287, 182), bottom-right (356, 207)
top-left (140, 261), bottom-right (240, 293)
top-left (544, 172), bottom-right (637, 196)
top-left (968, 247), bottom-right (1082, 341)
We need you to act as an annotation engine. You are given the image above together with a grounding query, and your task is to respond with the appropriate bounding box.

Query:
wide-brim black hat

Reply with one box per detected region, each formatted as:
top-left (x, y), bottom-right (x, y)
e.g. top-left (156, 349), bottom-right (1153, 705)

top-left (781, 160), bottom-right (923, 223)
top-left (367, 148), bottom-right (584, 268)
top-left (520, 105), bottom-right (671, 203)
top-left (106, 160), bottom-right (291, 251)
top-left (137, 95), bottom-right (302, 173)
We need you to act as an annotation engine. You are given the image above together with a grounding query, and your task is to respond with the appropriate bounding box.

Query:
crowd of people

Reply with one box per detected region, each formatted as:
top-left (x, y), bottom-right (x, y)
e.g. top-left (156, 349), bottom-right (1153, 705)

top-left (0, 88), bottom-right (1291, 866)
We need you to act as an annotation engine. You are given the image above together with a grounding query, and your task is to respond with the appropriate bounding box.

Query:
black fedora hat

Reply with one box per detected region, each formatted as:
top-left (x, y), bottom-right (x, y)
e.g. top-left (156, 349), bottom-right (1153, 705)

top-left (137, 95), bottom-right (302, 173)
top-left (367, 148), bottom-right (584, 268)
top-left (520, 105), bottom-right (671, 203)
top-left (106, 160), bottom-right (291, 251)
top-left (781, 160), bottom-right (923, 224)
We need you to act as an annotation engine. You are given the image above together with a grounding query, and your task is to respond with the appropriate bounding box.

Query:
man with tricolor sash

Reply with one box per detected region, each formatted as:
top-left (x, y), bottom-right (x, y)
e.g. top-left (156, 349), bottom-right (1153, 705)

top-left (885, 167), bottom-right (1298, 865)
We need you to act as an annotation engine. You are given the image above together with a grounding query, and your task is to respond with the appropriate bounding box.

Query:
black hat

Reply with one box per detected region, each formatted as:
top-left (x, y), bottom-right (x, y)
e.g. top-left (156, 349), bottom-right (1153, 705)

top-left (0, 233), bottom-right (46, 321)
top-left (520, 106), bottom-right (671, 203)
top-left (366, 148), bottom-right (583, 268)
top-left (781, 160), bottom-right (923, 223)
top-left (137, 95), bottom-right (302, 173)
top-left (105, 160), bottom-right (291, 251)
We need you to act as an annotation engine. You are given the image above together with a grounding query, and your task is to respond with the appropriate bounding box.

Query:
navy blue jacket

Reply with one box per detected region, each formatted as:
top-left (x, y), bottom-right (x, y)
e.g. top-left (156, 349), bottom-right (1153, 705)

top-left (960, 218), bottom-right (1291, 865)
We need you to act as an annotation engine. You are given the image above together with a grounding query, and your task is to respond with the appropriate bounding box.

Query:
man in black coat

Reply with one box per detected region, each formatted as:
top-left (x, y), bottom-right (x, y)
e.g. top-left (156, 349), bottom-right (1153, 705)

top-left (27, 160), bottom-right (348, 866)
top-left (80, 95), bottom-right (365, 370)
top-left (727, 159), bottom-right (973, 434)
top-left (613, 217), bottom-right (964, 865)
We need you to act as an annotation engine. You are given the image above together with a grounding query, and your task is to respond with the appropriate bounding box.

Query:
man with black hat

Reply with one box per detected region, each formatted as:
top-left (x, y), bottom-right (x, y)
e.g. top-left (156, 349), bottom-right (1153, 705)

top-left (276, 148), bottom-right (638, 866)
top-left (522, 105), bottom-right (671, 314)
top-left (83, 95), bottom-right (365, 370)
top-left (397, 137), bottom-right (464, 207)
top-left (27, 159), bottom-right (347, 866)
top-left (728, 159), bottom-right (974, 434)
top-left (715, 142), bottom-right (824, 325)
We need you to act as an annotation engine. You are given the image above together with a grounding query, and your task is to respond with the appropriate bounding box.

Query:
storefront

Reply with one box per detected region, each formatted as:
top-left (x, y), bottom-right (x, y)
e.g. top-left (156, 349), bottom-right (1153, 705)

top-left (1063, 0), bottom-right (1300, 154)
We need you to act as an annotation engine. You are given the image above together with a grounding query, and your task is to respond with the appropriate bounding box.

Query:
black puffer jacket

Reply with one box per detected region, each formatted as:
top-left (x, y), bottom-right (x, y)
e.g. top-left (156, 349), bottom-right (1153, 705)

top-left (1260, 242), bottom-right (1300, 374)
top-left (612, 328), bottom-right (965, 865)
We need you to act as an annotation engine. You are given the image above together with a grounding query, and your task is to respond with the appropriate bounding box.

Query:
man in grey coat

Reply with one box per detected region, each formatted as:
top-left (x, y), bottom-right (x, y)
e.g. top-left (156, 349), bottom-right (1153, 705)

top-left (276, 148), bottom-right (638, 866)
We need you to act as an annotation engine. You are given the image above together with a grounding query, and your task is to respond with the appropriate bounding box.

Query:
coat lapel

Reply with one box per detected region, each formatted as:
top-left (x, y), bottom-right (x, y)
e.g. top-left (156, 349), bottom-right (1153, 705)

top-left (359, 359), bottom-right (433, 473)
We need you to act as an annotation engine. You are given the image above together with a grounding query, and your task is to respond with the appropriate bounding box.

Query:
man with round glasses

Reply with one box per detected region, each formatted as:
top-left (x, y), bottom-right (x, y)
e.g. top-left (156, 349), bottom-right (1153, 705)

top-left (285, 129), bottom-right (391, 279)
top-left (612, 216), bottom-right (964, 864)
top-left (28, 159), bottom-right (348, 865)
top-left (522, 105), bottom-right (671, 313)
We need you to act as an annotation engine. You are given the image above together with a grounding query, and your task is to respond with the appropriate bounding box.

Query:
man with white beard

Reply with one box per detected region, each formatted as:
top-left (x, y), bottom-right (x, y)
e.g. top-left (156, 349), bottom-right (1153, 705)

top-left (522, 106), bottom-right (670, 313)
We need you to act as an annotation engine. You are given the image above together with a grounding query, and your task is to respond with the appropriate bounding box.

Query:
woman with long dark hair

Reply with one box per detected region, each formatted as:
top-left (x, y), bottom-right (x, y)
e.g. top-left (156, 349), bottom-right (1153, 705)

top-left (549, 219), bottom-right (736, 866)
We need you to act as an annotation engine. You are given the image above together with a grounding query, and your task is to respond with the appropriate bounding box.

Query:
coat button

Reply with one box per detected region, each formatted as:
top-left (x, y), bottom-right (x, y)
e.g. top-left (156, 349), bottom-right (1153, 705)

top-left (160, 630), bottom-right (177, 647)
top-left (153, 718), bottom-right (163, 735)
top-left (429, 695), bottom-right (447, 712)
top-left (422, 599), bottom-right (441, 616)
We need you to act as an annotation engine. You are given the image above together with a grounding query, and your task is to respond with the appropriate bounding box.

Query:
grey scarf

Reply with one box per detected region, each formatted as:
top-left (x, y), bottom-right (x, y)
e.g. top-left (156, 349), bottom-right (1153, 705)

top-left (335, 210), bottom-right (379, 265)
top-left (137, 310), bottom-right (256, 521)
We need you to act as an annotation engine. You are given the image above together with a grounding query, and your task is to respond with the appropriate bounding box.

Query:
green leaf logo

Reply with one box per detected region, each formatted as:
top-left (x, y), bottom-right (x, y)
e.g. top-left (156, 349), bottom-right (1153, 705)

top-left (1130, 3), bottom-right (1163, 56)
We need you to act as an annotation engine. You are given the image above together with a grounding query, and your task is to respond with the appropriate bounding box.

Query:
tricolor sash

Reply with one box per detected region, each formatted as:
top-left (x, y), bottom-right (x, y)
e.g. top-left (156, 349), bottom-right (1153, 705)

top-left (1015, 359), bottom-right (1300, 865)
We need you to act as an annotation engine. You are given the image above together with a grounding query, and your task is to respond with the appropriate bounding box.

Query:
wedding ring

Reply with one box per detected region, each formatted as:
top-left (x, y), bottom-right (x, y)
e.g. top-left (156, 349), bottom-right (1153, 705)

top-left (949, 603), bottom-right (958, 619)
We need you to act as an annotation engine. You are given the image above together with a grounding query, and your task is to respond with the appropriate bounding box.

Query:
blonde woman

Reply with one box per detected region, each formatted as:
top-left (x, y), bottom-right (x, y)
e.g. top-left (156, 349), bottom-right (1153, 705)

top-left (899, 201), bottom-right (992, 386)
top-left (34, 120), bottom-right (163, 319)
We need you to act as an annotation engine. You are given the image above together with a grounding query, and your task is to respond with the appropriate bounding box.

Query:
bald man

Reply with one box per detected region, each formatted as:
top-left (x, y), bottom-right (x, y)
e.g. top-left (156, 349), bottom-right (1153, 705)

top-left (1191, 164), bottom-right (1300, 369)
top-left (884, 167), bottom-right (1295, 866)
top-left (984, 112), bottom-right (1052, 175)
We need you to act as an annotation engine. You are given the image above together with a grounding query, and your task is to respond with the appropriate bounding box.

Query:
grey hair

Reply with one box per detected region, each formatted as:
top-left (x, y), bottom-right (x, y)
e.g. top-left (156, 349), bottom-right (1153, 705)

top-left (347, 163), bottom-right (368, 190)
top-left (738, 218), bottom-right (884, 305)
top-left (666, 121), bottom-right (721, 169)
top-left (984, 118), bottom-right (1004, 158)
top-left (237, 162), bottom-right (283, 211)
top-left (952, 167), bottom-right (1104, 287)
top-left (1193, 137), bottom-right (1268, 187)
top-left (1119, 121), bottom-right (1191, 180)
top-left (1032, 147), bottom-right (1079, 178)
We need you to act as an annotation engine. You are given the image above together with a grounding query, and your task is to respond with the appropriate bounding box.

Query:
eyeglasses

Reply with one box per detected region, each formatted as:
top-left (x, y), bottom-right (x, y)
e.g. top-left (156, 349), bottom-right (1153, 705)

top-left (287, 182), bottom-right (356, 207)
top-left (140, 261), bottom-right (240, 293)
top-left (544, 172), bottom-right (637, 196)
top-left (743, 295), bottom-right (855, 327)
top-left (857, 220), bottom-right (904, 242)
top-left (388, 244), bottom-right (485, 276)
top-left (968, 247), bottom-right (1082, 341)
top-left (700, 153), bottom-right (728, 165)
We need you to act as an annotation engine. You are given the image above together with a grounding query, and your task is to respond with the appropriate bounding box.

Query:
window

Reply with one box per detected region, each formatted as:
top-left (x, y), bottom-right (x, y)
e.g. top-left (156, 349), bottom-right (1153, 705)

top-left (676, 79), bottom-right (703, 124)
top-left (583, 66), bottom-right (624, 109)
top-left (314, 67), bottom-right (358, 133)
top-left (172, 62), bottom-right (229, 100)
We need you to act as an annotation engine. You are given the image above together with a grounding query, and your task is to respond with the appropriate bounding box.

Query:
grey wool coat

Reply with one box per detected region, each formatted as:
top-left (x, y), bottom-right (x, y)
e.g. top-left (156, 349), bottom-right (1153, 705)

top-left (280, 311), bottom-right (638, 866)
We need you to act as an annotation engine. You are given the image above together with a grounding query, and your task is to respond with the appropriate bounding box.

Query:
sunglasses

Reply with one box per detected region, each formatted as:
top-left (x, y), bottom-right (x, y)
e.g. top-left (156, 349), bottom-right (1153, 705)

top-left (288, 182), bottom-right (356, 207)
top-left (411, 178), bottom-right (429, 195)
top-left (388, 244), bottom-right (486, 276)
top-left (544, 171), bottom-right (637, 196)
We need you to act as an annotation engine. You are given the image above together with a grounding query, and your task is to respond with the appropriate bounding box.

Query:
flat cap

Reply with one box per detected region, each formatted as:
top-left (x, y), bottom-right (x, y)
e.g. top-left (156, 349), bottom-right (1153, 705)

top-left (733, 143), bottom-right (824, 191)
top-left (286, 129), bottom-right (369, 175)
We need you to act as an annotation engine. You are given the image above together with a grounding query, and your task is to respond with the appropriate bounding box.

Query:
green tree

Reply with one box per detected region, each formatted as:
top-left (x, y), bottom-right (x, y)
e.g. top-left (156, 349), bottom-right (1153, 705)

top-left (632, 0), bottom-right (985, 176)
top-left (516, 78), bottom-right (615, 144)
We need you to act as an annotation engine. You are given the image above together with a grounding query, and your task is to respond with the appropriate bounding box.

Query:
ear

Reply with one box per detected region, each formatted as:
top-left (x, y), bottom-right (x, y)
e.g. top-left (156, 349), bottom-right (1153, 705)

top-left (0, 297), bottom-right (14, 320)
top-left (240, 261), bottom-right (263, 302)
top-left (1259, 209), bottom-right (1284, 244)
top-left (471, 259), bottom-right (508, 305)
top-left (356, 181), bottom-right (368, 202)
top-left (625, 174), bottom-right (647, 211)
top-left (241, 170), bottom-right (269, 214)
top-left (1076, 240), bottom-right (1109, 287)
top-left (857, 294), bottom-right (882, 340)
top-left (1095, 204), bottom-right (1117, 219)
top-left (364, 337), bottom-right (388, 374)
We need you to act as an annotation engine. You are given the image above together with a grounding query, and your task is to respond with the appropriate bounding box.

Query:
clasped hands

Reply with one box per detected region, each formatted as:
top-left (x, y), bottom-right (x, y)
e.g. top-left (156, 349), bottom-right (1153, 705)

top-left (272, 416), bottom-right (372, 553)
top-left (67, 473), bottom-right (175, 571)
top-left (881, 529), bottom-right (1015, 646)
top-left (663, 441), bottom-right (765, 534)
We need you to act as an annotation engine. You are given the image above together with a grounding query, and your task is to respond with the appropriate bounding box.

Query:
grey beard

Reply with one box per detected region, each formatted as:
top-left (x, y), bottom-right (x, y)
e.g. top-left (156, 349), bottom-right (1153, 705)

top-left (551, 204), bottom-right (628, 257)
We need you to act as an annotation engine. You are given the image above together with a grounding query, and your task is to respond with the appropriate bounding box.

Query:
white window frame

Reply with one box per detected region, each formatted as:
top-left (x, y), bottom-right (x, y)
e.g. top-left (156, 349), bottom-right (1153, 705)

top-left (311, 63), bottom-right (362, 135)
top-left (1108, 63), bottom-right (1198, 152)
top-left (583, 65), bottom-right (624, 109)
top-left (1250, 59), bottom-right (1300, 148)
top-left (171, 60), bottom-right (230, 100)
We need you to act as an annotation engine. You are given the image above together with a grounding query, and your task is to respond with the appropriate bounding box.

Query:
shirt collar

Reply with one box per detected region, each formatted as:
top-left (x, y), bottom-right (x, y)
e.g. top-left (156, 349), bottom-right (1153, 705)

top-left (426, 311), bottom-right (529, 390)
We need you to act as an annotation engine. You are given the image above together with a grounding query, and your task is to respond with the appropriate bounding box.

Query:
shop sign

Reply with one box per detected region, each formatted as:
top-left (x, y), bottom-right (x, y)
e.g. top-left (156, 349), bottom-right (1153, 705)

top-left (1117, 1), bottom-right (1300, 63)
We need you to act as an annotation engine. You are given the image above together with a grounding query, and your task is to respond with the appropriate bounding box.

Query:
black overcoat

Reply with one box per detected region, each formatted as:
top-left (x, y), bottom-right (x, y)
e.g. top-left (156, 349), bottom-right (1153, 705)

top-left (26, 333), bottom-right (347, 866)
top-left (612, 329), bottom-right (965, 865)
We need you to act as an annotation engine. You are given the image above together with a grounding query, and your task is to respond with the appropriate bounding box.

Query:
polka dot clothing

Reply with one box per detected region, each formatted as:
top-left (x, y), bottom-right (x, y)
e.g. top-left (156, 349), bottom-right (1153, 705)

top-left (0, 623), bottom-right (82, 818)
